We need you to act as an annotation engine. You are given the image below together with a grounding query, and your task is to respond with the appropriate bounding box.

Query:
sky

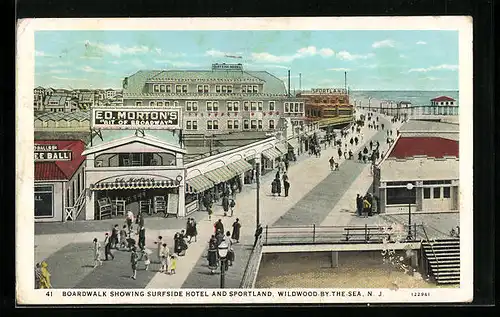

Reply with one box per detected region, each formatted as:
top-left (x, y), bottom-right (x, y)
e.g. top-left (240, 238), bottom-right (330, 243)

top-left (35, 30), bottom-right (459, 91)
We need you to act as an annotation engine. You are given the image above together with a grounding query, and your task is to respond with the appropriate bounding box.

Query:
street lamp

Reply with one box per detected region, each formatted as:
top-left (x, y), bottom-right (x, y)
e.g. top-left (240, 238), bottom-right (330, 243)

top-left (217, 240), bottom-right (229, 288)
top-left (406, 183), bottom-right (414, 240)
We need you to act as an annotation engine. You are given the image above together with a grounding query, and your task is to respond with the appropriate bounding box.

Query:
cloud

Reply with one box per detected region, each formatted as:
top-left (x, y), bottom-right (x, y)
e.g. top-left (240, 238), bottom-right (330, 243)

top-left (211, 46), bottom-right (337, 64)
top-left (81, 66), bottom-right (106, 73)
top-left (337, 51), bottom-right (374, 61)
top-left (154, 60), bottom-right (199, 68)
top-left (80, 55), bottom-right (103, 60)
top-left (35, 50), bottom-right (46, 57)
top-left (416, 41), bottom-right (427, 45)
top-left (47, 61), bottom-right (72, 67)
top-left (408, 64), bottom-right (458, 72)
top-left (399, 54), bottom-right (407, 58)
top-left (48, 69), bottom-right (69, 74)
top-left (328, 68), bottom-right (351, 71)
top-left (109, 60), bottom-right (121, 65)
top-left (372, 39), bottom-right (395, 48)
top-left (84, 40), bottom-right (155, 57)
top-left (205, 49), bottom-right (243, 58)
top-left (52, 76), bottom-right (88, 81)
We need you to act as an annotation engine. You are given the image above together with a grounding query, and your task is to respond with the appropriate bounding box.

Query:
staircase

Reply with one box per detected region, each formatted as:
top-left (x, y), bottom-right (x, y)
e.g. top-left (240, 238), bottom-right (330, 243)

top-left (64, 190), bottom-right (86, 221)
top-left (421, 238), bottom-right (460, 284)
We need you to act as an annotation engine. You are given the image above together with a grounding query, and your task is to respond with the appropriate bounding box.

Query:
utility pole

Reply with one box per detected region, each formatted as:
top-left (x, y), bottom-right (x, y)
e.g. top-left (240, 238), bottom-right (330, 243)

top-left (256, 162), bottom-right (260, 229)
top-left (299, 73), bottom-right (302, 93)
top-left (287, 70), bottom-right (291, 97)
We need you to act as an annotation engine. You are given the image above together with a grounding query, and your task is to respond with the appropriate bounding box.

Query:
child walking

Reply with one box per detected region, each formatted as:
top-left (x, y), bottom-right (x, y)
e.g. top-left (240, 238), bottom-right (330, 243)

top-left (169, 255), bottom-right (177, 275)
top-left (143, 252), bottom-right (150, 271)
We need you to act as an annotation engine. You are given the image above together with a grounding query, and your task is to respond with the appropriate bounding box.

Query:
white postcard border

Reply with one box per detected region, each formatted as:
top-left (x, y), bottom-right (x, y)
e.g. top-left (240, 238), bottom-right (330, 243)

top-left (16, 16), bottom-right (473, 305)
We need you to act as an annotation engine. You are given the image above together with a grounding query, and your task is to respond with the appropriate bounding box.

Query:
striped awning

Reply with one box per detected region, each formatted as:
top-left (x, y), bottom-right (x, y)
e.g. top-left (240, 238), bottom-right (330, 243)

top-left (275, 143), bottom-right (288, 154)
top-left (204, 166), bottom-right (236, 184)
top-left (287, 138), bottom-right (299, 149)
top-left (90, 179), bottom-right (178, 191)
top-left (261, 147), bottom-right (282, 160)
top-left (227, 159), bottom-right (253, 175)
top-left (186, 174), bottom-right (214, 194)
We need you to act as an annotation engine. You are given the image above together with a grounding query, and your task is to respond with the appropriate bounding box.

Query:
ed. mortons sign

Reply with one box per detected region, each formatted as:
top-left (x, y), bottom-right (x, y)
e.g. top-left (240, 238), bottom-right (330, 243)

top-left (91, 108), bottom-right (181, 130)
top-left (34, 144), bottom-right (72, 162)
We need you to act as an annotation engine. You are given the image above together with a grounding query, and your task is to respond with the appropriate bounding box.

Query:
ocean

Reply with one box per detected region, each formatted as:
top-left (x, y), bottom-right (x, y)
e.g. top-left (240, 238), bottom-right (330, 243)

top-left (350, 91), bottom-right (459, 107)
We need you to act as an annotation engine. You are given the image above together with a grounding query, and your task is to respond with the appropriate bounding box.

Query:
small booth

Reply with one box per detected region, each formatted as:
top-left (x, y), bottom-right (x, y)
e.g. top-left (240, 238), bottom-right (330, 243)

top-left (34, 140), bottom-right (86, 222)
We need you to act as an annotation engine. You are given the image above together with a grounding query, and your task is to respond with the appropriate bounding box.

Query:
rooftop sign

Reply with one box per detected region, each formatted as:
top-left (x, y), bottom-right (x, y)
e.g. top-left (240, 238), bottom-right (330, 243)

top-left (91, 107), bottom-right (182, 130)
top-left (212, 63), bottom-right (243, 71)
top-left (34, 144), bottom-right (72, 162)
top-left (310, 88), bottom-right (347, 94)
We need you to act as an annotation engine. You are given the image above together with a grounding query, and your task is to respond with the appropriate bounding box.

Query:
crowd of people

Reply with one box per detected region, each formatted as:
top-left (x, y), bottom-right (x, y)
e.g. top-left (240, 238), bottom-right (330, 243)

top-left (206, 218), bottom-right (243, 274)
top-left (34, 261), bottom-right (52, 289)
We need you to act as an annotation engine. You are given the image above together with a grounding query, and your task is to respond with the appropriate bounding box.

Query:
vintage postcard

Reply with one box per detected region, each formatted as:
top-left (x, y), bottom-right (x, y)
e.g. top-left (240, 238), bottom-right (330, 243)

top-left (16, 17), bottom-right (473, 305)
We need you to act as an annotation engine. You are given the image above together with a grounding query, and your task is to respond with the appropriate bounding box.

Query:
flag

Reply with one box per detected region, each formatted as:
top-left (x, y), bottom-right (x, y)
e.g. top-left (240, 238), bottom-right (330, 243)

top-left (225, 54), bottom-right (243, 59)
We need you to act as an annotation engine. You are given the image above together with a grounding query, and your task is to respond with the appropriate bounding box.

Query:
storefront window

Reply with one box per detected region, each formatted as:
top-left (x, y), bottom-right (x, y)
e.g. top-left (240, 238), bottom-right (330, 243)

top-left (423, 187), bottom-right (431, 199)
top-left (443, 187), bottom-right (451, 198)
top-left (433, 187), bottom-right (441, 198)
top-left (386, 187), bottom-right (416, 205)
top-left (35, 185), bottom-right (54, 218)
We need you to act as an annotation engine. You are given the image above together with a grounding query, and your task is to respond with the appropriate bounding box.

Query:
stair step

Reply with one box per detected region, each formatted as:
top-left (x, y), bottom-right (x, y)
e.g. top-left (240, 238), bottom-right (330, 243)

top-left (431, 268), bottom-right (460, 273)
top-left (427, 256), bottom-right (460, 261)
top-left (437, 279), bottom-right (460, 284)
top-left (422, 245), bottom-right (460, 250)
top-left (428, 263), bottom-right (460, 268)
top-left (434, 274), bottom-right (460, 281)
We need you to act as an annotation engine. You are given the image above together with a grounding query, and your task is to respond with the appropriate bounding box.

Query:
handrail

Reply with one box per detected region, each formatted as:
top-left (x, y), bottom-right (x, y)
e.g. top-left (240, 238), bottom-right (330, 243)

top-left (239, 235), bottom-right (263, 288)
top-left (421, 223), bottom-right (440, 277)
top-left (72, 189), bottom-right (87, 221)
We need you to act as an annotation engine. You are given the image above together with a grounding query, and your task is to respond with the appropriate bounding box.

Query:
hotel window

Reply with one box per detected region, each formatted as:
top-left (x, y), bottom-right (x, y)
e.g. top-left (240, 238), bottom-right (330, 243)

top-left (186, 120), bottom-right (198, 130)
top-left (258, 101), bottom-right (263, 111)
top-left (154, 84), bottom-right (160, 93)
top-left (258, 120), bottom-right (263, 130)
top-left (253, 85), bottom-right (258, 93)
top-left (269, 101), bottom-right (276, 111)
top-left (299, 103), bottom-right (304, 112)
top-left (186, 101), bottom-right (198, 111)
top-left (241, 85), bottom-right (247, 93)
top-left (197, 85), bottom-right (203, 93)
top-left (135, 101), bottom-right (142, 107)
top-left (164, 101), bottom-right (170, 107)
top-left (227, 85), bottom-right (233, 93)
top-left (216, 85), bottom-right (221, 93)
top-left (227, 101), bottom-right (239, 112)
top-left (160, 85), bottom-right (166, 92)
top-left (149, 101), bottom-right (155, 107)
top-left (207, 101), bottom-right (213, 111)
top-left (233, 120), bottom-right (239, 129)
top-left (222, 86), bottom-right (227, 93)
top-left (285, 102), bottom-right (290, 112)
top-left (182, 85), bottom-right (188, 93)
top-left (35, 185), bottom-right (54, 218)
top-left (175, 85), bottom-right (182, 93)
top-left (227, 120), bottom-right (233, 129)
top-left (173, 101), bottom-right (179, 107)
top-left (166, 85), bottom-right (172, 93)
top-left (423, 188), bottom-right (431, 199)
top-left (207, 120), bottom-right (218, 130)
top-left (269, 119), bottom-right (275, 129)
top-left (157, 101), bottom-right (163, 107)
top-left (207, 120), bottom-right (213, 130)
top-left (294, 103), bottom-right (299, 112)
top-left (251, 102), bottom-right (257, 111)
top-left (251, 120), bottom-right (257, 130)
top-left (243, 119), bottom-right (249, 130)
top-left (204, 85), bottom-right (209, 93)
top-left (433, 187), bottom-right (441, 199)
top-left (243, 101), bottom-right (249, 111)
top-left (443, 187), bottom-right (451, 198)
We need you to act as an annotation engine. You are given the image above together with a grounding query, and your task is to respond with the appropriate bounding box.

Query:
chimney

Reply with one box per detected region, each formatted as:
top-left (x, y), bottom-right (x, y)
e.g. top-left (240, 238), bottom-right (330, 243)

top-left (288, 70), bottom-right (291, 97)
top-left (344, 71), bottom-right (347, 92)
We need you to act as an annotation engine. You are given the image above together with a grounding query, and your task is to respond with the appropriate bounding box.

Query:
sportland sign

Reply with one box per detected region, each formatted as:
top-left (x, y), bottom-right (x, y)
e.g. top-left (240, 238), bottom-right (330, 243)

top-left (91, 107), bottom-right (182, 130)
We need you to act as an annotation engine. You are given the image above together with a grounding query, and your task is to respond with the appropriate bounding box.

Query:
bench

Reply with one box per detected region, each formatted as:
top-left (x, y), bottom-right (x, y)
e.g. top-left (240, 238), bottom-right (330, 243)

top-left (344, 226), bottom-right (392, 242)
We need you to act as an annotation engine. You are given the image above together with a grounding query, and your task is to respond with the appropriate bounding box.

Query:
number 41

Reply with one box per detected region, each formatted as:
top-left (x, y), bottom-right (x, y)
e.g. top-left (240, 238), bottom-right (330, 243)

top-left (46, 291), bottom-right (53, 297)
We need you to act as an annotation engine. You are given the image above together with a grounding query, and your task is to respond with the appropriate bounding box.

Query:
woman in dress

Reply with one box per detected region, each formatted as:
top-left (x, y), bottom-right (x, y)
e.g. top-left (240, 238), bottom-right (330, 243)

top-left (40, 261), bottom-right (52, 289)
top-left (231, 218), bottom-right (241, 243)
top-left (207, 235), bottom-right (218, 274)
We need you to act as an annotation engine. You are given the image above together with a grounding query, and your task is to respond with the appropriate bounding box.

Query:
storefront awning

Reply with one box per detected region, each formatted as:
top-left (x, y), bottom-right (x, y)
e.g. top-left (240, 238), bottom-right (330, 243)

top-left (186, 174), bottom-right (214, 194)
top-left (227, 159), bottom-right (253, 175)
top-left (287, 138), bottom-right (299, 149)
top-left (275, 143), bottom-right (288, 154)
top-left (261, 147), bottom-right (282, 160)
top-left (204, 166), bottom-right (236, 184)
top-left (90, 180), bottom-right (179, 191)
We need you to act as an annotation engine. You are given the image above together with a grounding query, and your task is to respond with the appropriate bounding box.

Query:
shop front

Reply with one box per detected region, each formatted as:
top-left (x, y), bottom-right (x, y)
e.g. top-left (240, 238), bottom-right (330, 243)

top-left (82, 130), bottom-right (187, 220)
top-left (261, 146), bottom-right (282, 175)
top-left (34, 140), bottom-right (86, 222)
